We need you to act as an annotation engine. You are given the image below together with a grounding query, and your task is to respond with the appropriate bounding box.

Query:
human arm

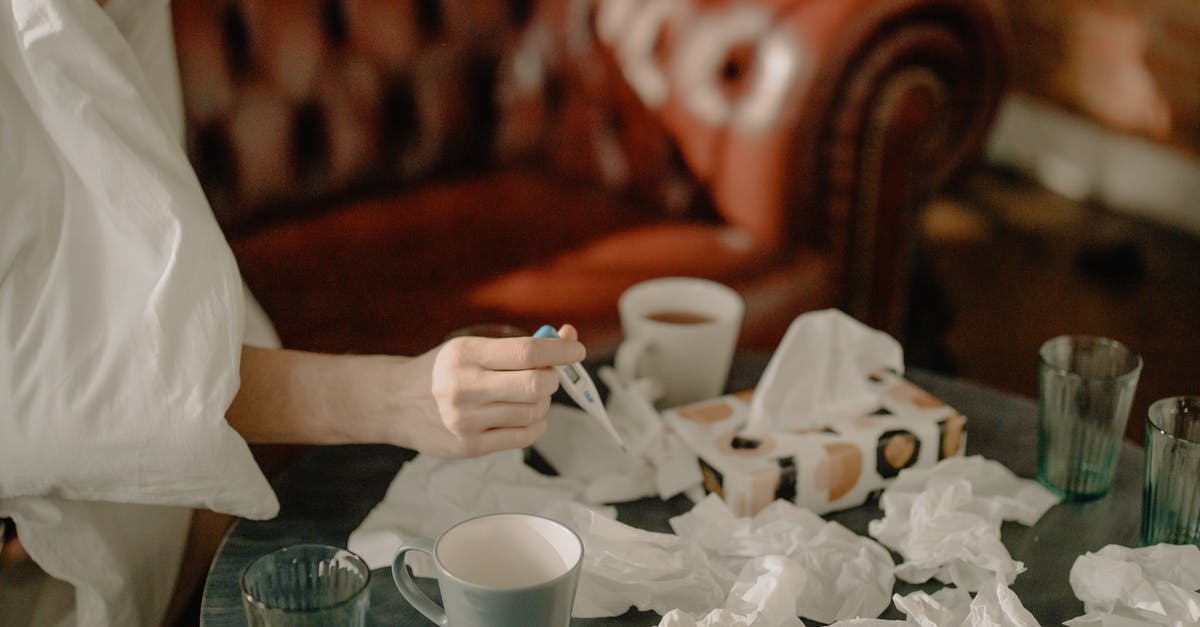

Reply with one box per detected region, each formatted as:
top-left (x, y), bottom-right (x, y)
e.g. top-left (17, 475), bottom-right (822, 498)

top-left (225, 325), bottom-right (586, 458)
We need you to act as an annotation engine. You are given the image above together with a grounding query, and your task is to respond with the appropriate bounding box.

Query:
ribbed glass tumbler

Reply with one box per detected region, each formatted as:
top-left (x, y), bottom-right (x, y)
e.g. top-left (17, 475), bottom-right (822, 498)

top-left (1037, 335), bottom-right (1142, 501)
top-left (241, 544), bottom-right (370, 627)
top-left (1142, 396), bottom-right (1200, 547)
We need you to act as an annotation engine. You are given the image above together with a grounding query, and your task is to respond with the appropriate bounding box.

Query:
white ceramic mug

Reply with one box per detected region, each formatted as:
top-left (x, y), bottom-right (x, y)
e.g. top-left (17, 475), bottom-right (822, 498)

top-left (392, 513), bottom-right (583, 627)
top-left (615, 277), bottom-right (744, 408)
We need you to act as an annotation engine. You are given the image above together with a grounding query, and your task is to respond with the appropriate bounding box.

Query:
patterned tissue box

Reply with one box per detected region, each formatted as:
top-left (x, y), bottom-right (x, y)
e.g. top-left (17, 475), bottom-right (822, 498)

top-left (662, 368), bottom-right (967, 516)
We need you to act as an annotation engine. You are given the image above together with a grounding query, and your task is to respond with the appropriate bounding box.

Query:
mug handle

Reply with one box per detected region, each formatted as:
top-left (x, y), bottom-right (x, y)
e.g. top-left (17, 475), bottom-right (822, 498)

top-left (392, 539), bottom-right (448, 626)
top-left (615, 336), bottom-right (653, 385)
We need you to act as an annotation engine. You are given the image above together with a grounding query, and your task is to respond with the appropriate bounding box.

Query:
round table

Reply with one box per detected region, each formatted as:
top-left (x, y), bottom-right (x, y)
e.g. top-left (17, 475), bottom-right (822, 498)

top-left (201, 354), bottom-right (1144, 626)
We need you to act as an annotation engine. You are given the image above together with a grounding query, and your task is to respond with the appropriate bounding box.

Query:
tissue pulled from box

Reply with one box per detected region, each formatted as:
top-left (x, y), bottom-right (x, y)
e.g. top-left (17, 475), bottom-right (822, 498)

top-left (868, 456), bottom-right (1059, 591)
top-left (746, 309), bottom-right (904, 433)
top-left (1066, 543), bottom-right (1200, 626)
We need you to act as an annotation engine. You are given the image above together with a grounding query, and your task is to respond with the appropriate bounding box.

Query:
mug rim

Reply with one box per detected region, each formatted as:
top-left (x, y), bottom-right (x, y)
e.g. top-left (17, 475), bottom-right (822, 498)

top-left (1147, 396), bottom-right (1200, 445)
top-left (1037, 334), bottom-right (1143, 382)
top-left (431, 513), bottom-right (584, 592)
top-left (618, 277), bottom-right (744, 326)
top-left (241, 543), bottom-right (371, 613)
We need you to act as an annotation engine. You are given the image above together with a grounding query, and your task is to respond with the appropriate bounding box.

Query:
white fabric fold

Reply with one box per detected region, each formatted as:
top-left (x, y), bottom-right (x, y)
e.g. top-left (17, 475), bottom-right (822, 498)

top-left (0, 1), bottom-right (279, 624)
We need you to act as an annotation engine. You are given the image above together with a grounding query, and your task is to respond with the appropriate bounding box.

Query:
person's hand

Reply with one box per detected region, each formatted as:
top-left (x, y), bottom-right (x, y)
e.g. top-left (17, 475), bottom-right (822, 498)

top-left (387, 325), bottom-right (586, 458)
top-left (228, 326), bottom-right (586, 456)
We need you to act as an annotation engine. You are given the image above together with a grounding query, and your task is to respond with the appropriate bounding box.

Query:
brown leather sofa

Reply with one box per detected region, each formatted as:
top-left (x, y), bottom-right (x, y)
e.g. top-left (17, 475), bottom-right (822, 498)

top-left (172, 0), bottom-right (1008, 358)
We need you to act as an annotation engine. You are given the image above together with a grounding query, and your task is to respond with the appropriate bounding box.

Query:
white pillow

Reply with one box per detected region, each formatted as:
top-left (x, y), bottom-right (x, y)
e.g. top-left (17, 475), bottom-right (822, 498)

top-left (0, 0), bottom-right (277, 519)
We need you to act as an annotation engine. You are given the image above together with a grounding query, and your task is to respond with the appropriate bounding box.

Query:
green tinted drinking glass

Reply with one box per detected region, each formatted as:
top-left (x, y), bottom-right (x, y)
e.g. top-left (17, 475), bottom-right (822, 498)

top-left (1143, 397), bottom-right (1200, 547)
top-left (1037, 335), bottom-right (1142, 501)
top-left (241, 544), bottom-right (370, 626)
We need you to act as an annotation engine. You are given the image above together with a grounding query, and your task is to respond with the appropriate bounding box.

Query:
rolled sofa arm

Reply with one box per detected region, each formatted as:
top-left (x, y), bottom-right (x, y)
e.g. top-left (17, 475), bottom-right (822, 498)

top-left (799, 0), bottom-right (1010, 339)
top-left (595, 0), bottom-right (1008, 338)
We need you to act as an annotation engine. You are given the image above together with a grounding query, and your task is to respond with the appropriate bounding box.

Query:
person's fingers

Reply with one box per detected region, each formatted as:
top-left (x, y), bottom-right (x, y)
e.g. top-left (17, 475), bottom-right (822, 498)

top-left (440, 398), bottom-right (552, 434)
top-left (470, 420), bottom-right (549, 455)
top-left (465, 335), bottom-right (585, 371)
top-left (557, 324), bottom-right (579, 342)
top-left (436, 367), bottom-right (560, 405)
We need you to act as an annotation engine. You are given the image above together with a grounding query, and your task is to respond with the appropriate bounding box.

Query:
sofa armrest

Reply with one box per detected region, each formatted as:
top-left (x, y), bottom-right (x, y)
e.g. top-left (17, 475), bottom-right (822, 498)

top-left (595, 0), bottom-right (1008, 337)
top-left (800, 0), bottom-right (1010, 339)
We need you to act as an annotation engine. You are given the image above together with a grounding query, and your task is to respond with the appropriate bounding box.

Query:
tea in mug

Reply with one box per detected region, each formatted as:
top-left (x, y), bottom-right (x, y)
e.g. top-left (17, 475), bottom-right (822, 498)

top-left (645, 310), bottom-right (714, 325)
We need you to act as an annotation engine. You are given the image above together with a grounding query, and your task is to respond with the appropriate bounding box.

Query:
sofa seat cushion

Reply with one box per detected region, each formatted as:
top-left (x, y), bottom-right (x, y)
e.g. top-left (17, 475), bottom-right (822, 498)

top-left (230, 170), bottom-right (838, 356)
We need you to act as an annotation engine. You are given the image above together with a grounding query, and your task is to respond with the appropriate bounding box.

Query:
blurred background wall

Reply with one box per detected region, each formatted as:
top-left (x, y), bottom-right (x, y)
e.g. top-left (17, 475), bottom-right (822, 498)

top-left (915, 0), bottom-right (1200, 442)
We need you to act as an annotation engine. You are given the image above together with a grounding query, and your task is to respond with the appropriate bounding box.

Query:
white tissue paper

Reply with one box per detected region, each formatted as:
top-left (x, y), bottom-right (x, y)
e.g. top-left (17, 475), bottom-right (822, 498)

top-left (542, 501), bottom-right (730, 618)
top-left (670, 496), bottom-right (895, 623)
top-left (657, 556), bottom-right (807, 627)
top-left (533, 392), bottom-right (702, 504)
top-left (868, 456), bottom-right (1059, 591)
top-left (0, 2), bottom-right (278, 625)
top-left (347, 449), bottom-right (614, 572)
top-left (824, 581), bottom-right (1039, 627)
top-left (892, 579), bottom-right (1038, 627)
top-left (1066, 543), bottom-right (1200, 626)
top-left (352, 461), bottom-right (898, 623)
top-left (746, 309), bottom-right (903, 433)
top-left (892, 587), bottom-right (973, 626)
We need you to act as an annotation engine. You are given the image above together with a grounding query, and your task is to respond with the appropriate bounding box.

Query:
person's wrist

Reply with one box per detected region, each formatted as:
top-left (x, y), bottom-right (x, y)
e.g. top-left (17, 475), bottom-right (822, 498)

top-left (351, 353), bottom-right (426, 447)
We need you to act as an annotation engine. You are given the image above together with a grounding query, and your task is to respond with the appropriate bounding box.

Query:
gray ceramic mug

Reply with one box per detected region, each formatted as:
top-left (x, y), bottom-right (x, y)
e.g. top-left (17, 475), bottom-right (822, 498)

top-left (392, 513), bottom-right (584, 627)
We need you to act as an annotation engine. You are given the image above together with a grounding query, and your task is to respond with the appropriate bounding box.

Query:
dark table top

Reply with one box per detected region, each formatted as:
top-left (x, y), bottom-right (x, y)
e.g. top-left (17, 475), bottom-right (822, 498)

top-left (202, 354), bottom-right (1144, 626)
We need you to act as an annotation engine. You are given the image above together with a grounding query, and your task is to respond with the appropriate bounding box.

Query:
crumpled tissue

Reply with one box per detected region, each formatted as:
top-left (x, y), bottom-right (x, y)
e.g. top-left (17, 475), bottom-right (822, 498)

top-left (352, 455), bottom-right (901, 623)
top-left (868, 456), bottom-right (1059, 591)
top-left (347, 448), bottom-right (614, 571)
top-left (657, 556), bottom-right (806, 627)
top-left (671, 495), bottom-right (895, 623)
top-left (746, 309), bottom-right (903, 433)
top-left (651, 495), bottom-right (894, 626)
top-left (534, 384), bottom-right (702, 503)
top-left (824, 579), bottom-right (1038, 627)
top-left (553, 494), bottom-right (899, 623)
top-left (1065, 543), bottom-right (1200, 626)
top-left (892, 578), bottom-right (1038, 627)
top-left (543, 501), bottom-right (730, 618)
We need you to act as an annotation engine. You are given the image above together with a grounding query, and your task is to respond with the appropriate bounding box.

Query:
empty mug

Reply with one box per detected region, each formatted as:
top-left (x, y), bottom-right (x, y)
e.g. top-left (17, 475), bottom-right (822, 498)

top-left (392, 513), bottom-right (583, 627)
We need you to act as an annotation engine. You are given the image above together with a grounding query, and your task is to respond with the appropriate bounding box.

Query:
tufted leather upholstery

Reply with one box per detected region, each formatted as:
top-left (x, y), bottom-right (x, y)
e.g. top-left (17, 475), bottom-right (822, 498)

top-left (173, 0), bottom-right (1008, 356)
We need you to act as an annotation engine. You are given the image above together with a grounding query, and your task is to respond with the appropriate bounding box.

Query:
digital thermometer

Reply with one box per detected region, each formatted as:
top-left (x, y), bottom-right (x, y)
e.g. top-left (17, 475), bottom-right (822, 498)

top-left (533, 325), bottom-right (626, 450)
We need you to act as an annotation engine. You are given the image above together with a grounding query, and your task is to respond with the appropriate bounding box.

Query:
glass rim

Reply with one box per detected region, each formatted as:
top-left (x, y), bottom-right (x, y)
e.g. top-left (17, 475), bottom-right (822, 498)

top-left (1147, 396), bottom-right (1200, 445)
top-left (240, 543), bottom-right (371, 613)
top-left (1038, 334), bottom-right (1143, 381)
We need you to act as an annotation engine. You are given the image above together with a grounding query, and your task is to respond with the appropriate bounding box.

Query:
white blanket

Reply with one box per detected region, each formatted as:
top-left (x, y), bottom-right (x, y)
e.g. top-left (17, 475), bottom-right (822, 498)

top-left (0, 0), bottom-right (278, 624)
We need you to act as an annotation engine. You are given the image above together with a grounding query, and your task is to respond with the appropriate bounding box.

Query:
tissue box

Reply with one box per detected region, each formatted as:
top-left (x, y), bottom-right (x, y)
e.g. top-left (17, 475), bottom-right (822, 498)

top-left (662, 368), bottom-right (967, 516)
